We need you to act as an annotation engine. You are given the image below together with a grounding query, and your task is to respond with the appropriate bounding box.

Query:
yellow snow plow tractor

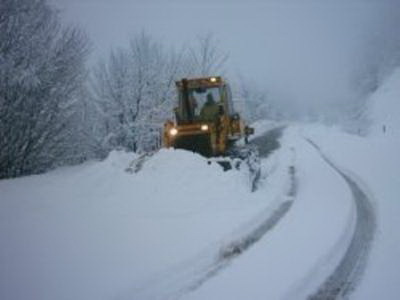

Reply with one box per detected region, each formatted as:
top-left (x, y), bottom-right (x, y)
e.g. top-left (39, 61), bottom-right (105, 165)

top-left (163, 76), bottom-right (260, 191)
top-left (163, 76), bottom-right (254, 158)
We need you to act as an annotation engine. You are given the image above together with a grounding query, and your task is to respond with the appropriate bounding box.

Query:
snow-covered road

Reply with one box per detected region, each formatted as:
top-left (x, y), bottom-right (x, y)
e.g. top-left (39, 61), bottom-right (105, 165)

top-left (184, 128), bottom-right (371, 300)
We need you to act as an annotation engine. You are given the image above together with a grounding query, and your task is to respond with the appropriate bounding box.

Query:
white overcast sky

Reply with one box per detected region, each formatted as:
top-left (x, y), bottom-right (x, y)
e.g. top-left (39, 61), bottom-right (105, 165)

top-left (50, 0), bottom-right (398, 111)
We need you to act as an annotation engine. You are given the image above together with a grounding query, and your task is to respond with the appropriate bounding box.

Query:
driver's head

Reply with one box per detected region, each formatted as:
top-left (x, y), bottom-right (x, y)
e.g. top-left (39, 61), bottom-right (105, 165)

top-left (206, 93), bottom-right (215, 104)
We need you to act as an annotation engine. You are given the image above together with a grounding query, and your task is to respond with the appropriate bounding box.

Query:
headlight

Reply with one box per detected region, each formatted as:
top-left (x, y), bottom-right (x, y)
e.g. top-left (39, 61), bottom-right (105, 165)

top-left (201, 124), bottom-right (209, 131)
top-left (169, 128), bottom-right (178, 136)
top-left (210, 77), bottom-right (217, 82)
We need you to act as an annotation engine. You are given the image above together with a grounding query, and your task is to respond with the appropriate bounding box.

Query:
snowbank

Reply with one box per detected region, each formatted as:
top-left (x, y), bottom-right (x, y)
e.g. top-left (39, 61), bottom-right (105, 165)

top-left (0, 143), bottom-right (291, 300)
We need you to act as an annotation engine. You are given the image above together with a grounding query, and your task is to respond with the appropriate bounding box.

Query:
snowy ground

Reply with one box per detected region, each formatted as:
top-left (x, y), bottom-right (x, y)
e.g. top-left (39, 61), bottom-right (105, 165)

top-left (0, 131), bottom-right (294, 300)
top-left (1, 70), bottom-right (400, 300)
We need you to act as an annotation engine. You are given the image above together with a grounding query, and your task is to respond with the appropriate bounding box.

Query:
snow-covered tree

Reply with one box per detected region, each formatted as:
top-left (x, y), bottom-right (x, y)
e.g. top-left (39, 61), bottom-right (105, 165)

top-left (0, 0), bottom-right (90, 178)
top-left (184, 33), bottom-right (229, 77)
top-left (92, 33), bottom-right (182, 153)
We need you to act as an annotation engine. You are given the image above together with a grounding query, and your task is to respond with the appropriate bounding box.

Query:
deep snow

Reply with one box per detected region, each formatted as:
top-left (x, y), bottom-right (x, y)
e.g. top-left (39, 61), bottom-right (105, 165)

top-left (0, 139), bottom-right (294, 300)
top-left (1, 69), bottom-right (400, 299)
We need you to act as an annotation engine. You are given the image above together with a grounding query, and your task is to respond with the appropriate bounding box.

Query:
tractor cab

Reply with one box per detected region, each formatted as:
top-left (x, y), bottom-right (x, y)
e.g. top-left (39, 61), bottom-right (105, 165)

top-left (174, 77), bottom-right (234, 124)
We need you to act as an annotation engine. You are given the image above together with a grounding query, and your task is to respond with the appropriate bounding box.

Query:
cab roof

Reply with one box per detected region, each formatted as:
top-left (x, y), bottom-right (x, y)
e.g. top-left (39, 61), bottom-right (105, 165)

top-left (175, 76), bottom-right (225, 89)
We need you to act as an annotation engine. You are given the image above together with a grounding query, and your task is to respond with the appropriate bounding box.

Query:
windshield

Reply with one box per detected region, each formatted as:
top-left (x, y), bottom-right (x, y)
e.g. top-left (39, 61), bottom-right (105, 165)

top-left (189, 87), bottom-right (221, 118)
top-left (176, 86), bottom-right (223, 123)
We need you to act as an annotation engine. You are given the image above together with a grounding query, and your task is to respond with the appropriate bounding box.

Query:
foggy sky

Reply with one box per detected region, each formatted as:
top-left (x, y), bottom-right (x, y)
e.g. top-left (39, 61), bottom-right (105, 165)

top-left (50, 0), bottom-right (400, 118)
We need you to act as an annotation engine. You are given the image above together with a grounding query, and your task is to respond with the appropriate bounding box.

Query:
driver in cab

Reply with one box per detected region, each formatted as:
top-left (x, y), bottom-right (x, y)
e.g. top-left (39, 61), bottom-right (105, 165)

top-left (200, 93), bottom-right (220, 122)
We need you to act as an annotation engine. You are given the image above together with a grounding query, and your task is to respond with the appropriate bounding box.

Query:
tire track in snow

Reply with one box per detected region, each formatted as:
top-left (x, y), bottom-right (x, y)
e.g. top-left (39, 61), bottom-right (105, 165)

top-left (184, 200), bottom-right (294, 296)
top-left (306, 139), bottom-right (376, 300)
top-left (176, 164), bottom-right (297, 299)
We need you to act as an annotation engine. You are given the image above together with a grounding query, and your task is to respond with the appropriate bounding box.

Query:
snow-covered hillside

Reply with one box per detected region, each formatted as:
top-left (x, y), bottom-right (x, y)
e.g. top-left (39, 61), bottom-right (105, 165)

top-left (368, 67), bottom-right (400, 138)
top-left (1, 69), bottom-right (400, 299)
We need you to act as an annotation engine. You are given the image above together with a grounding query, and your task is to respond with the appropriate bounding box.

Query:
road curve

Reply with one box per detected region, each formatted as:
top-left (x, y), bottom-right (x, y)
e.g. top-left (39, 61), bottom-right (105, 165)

top-left (306, 139), bottom-right (376, 300)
